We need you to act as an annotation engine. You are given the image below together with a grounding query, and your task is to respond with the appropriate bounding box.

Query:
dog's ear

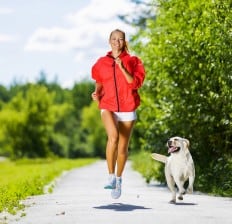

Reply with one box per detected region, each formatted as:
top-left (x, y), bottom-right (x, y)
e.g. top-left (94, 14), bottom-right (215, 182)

top-left (183, 138), bottom-right (190, 149)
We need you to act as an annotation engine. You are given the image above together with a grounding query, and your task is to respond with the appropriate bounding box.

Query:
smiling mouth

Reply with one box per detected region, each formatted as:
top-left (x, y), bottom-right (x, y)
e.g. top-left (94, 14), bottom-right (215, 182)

top-left (168, 146), bottom-right (181, 153)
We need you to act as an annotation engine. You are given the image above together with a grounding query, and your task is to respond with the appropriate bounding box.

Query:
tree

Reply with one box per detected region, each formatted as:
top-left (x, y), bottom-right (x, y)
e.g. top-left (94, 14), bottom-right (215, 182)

top-left (0, 78), bottom-right (104, 159)
top-left (130, 0), bottom-right (232, 195)
top-left (0, 84), bottom-right (69, 158)
top-left (80, 102), bottom-right (105, 157)
top-left (72, 81), bottom-right (95, 117)
top-left (119, 0), bottom-right (156, 29)
top-left (0, 85), bottom-right (11, 103)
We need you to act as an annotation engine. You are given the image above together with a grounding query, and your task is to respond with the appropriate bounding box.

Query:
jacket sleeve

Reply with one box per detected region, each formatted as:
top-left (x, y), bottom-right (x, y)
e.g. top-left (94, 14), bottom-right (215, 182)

top-left (128, 56), bottom-right (145, 90)
top-left (91, 60), bottom-right (102, 84)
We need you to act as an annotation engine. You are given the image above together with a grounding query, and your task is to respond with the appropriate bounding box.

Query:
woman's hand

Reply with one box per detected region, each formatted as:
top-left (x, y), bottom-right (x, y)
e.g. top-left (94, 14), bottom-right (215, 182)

top-left (91, 91), bottom-right (100, 101)
top-left (115, 57), bottom-right (123, 69)
top-left (92, 83), bottom-right (103, 102)
top-left (115, 58), bottom-right (133, 83)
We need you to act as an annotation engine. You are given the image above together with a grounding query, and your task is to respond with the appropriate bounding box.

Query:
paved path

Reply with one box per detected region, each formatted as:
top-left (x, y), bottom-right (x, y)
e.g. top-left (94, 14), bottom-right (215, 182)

top-left (4, 160), bottom-right (232, 224)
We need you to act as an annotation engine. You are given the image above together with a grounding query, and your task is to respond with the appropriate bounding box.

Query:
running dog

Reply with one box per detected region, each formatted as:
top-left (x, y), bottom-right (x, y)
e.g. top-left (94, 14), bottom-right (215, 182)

top-left (151, 137), bottom-right (195, 203)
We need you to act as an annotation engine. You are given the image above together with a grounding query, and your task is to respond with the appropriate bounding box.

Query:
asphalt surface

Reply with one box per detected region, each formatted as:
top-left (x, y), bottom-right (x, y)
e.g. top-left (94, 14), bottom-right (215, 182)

top-left (2, 160), bottom-right (232, 224)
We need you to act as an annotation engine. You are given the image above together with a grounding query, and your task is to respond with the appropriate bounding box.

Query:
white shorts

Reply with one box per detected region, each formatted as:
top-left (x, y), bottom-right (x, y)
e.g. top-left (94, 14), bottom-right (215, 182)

top-left (101, 110), bottom-right (137, 122)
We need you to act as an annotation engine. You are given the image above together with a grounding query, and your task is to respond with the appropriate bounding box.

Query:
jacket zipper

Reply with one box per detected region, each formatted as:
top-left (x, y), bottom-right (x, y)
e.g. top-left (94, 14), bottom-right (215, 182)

top-left (112, 60), bottom-right (120, 112)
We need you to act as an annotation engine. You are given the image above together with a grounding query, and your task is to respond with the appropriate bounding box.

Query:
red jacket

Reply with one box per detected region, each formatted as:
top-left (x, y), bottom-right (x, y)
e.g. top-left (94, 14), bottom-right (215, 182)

top-left (92, 51), bottom-right (145, 112)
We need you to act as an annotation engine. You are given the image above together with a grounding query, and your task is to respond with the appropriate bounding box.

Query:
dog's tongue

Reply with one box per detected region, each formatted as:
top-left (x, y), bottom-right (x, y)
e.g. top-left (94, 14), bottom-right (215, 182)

top-left (168, 146), bottom-right (176, 153)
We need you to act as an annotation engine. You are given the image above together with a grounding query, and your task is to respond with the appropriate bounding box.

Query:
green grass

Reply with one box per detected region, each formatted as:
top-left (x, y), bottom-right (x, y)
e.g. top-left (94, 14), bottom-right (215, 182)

top-left (130, 151), bottom-right (163, 183)
top-left (0, 158), bottom-right (97, 214)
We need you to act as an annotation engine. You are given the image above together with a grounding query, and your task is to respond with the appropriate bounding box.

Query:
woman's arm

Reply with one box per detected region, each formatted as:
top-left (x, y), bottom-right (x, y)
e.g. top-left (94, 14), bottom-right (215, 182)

top-left (91, 82), bottom-right (103, 101)
top-left (115, 57), bottom-right (134, 83)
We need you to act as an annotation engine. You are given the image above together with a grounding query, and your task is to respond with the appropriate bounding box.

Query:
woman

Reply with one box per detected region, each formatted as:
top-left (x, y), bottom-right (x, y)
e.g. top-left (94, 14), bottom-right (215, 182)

top-left (91, 29), bottom-right (145, 199)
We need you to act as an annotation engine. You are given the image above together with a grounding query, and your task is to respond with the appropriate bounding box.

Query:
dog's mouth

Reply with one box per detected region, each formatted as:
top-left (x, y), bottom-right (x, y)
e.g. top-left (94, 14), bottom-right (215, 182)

top-left (168, 146), bottom-right (181, 153)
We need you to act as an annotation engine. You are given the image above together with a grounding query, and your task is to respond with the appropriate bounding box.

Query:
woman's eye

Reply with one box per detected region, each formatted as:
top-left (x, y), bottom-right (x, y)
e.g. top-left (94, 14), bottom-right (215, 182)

top-left (111, 38), bottom-right (124, 41)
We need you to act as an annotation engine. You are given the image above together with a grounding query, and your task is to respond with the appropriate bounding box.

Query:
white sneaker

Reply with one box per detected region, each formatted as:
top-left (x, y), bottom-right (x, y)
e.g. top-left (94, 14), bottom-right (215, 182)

top-left (111, 177), bottom-right (122, 199)
top-left (104, 174), bottom-right (116, 189)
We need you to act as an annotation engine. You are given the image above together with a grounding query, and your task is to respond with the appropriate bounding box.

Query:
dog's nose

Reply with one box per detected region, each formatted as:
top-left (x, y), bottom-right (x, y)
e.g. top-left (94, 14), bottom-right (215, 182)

top-left (168, 140), bottom-right (172, 146)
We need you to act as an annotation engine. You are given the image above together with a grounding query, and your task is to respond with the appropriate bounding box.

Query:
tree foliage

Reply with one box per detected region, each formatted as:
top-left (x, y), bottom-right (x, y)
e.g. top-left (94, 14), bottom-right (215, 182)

top-left (0, 76), bottom-right (105, 159)
top-left (81, 102), bottom-right (105, 157)
top-left (0, 85), bottom-right (68, 158)
top-left (130, 0), bottom-right (232, 195)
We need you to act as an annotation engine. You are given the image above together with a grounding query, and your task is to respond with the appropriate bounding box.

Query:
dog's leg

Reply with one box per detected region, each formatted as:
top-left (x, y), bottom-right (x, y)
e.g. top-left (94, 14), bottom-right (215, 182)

top-left (187, 165), bottom-right (195, 194)
top-left (175, 179), bottom-right (186, 201)
top-left (165, 174), bottom-right (176, 203)
top-left (187, 175), bottom-right (195, 194)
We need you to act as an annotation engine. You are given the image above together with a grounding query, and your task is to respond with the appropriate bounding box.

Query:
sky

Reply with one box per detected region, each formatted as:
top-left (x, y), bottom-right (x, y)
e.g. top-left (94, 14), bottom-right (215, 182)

top-left (0, 0), bottom-right (141, 88)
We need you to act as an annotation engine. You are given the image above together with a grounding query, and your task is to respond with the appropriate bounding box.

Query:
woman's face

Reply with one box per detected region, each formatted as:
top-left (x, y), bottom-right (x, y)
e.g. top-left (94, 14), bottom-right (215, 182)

top-left (109, 31), bottom-right (125, 52)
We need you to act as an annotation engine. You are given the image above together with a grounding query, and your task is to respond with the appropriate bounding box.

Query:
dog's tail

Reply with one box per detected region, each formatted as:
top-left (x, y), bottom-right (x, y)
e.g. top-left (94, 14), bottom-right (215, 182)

top-left (151, 153), bottom-right (167, 163)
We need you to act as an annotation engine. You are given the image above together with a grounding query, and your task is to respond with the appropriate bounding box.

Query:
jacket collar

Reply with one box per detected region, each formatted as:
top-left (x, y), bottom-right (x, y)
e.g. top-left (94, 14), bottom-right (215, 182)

top-left (106, 50), bottom-right (128, 59)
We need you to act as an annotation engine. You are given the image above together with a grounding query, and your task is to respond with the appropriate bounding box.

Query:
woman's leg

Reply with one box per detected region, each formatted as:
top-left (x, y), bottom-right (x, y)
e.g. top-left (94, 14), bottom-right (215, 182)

top-left (116, 120), bottom-right (135, 177)
top-left (101, 110), bottom-right (119, 174)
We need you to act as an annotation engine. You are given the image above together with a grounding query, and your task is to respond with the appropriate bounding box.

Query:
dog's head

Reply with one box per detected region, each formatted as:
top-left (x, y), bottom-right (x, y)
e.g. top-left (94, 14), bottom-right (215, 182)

top-left (167, 136), bottom-right (190, 154)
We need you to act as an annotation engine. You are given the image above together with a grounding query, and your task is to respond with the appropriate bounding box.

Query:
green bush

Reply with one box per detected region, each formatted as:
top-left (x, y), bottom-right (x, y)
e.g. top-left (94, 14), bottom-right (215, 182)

top-left (130, 0), bottom-right (232, 197)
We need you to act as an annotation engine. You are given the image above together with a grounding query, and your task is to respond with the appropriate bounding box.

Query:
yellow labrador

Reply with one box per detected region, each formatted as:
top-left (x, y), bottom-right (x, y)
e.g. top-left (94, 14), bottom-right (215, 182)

top-left (151, 137), bottom-right (195, 203)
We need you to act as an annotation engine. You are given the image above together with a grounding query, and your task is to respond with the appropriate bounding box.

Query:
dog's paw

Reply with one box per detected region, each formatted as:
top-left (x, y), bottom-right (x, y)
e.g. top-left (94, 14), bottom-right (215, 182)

top-left (169, 199), bottom-right (176, 204)
top-left (178, 195), bottom-right (183, 200)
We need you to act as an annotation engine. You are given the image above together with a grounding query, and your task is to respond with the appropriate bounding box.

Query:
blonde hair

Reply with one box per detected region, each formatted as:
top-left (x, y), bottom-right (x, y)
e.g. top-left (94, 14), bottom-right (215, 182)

top-left (109, 29), bottom-right (129, 52)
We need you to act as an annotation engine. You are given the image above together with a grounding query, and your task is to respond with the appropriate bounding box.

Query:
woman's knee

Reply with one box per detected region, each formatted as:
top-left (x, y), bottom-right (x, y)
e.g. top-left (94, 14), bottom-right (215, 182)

top-left (117, 150), bottom-right (128, 158)
top-left (107, 134), bottom-right (119, 146)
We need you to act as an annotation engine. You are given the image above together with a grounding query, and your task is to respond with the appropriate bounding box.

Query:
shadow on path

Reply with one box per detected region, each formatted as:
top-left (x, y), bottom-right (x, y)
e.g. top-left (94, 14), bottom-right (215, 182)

top-left (93, 203), bottom-right (152, 212)
top-left (174, 202), bottom-right (198, 206)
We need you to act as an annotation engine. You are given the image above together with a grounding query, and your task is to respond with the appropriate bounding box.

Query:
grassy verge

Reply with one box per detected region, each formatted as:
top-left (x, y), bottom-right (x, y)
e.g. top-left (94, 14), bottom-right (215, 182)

top-left (0, 158), bottom-right (97, 214)
top-left (130, 151), bottom-right (164, 183)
